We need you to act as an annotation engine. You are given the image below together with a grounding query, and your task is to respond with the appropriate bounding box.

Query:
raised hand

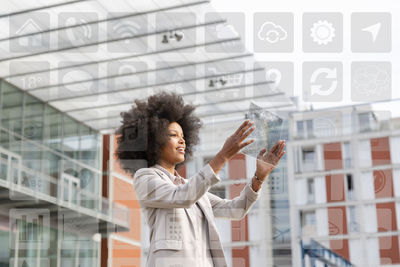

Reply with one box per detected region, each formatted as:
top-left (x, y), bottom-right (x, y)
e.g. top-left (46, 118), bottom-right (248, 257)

top-left (209, 120), bottom-right (255, 174)
top-left (255, 140), bottom-right (285, 181)
top-left (218, 120), bottom-right (256, 161)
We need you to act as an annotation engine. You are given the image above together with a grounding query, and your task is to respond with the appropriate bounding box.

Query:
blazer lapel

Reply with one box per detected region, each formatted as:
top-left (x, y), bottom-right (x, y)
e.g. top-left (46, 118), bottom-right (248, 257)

top-left (151, 167), bottom-right (175, 185)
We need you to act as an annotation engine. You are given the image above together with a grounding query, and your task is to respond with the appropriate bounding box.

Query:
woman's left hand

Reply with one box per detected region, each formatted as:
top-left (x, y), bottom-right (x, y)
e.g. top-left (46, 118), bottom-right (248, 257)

top-left (255, 140), bottom-right (286, 181)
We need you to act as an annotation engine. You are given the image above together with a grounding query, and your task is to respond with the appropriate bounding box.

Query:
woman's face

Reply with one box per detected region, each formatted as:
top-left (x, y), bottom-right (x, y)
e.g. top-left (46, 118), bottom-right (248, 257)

top-left (159, 122), bottom-right (186, 166)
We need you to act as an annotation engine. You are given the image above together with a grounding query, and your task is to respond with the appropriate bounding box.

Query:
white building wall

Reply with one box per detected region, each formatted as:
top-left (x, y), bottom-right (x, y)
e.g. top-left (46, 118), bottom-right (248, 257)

top-left (393, 169), bottom-right (400, 197)
top-left (295, 179), bottom-right (307, 205)
top-left (315, 208), bottom-right (328, 236)
top-left (362, 204), bottom-right (378, 233)
top-left (358, 140), bottom-right (372, 168)
top-left (390, 136), bottom-right (400, 164)
top-left (246, 155), bottom-right (273, 267)
top-left (396, 203), bottom-right (400, 235)
top-left (366, 237), bottom-right (380, 267)
top-left (314, 176), bottom-right (326, 204)
top-left (215, 219), bottom-right (232, 244)
top-left (349, 239), bottom-right (363, 266)
top-left (316, 144), bottom-right (324, 171)
top-left (360, 172), bottom-right (375, 200)
top-left (248, 206), bottom-right (270, 267)
top-left (223, 247), bottom-right (232, 267)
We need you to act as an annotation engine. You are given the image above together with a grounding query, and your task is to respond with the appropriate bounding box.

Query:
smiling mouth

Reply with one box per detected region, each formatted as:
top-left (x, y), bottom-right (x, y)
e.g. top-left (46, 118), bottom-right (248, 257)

top-left (176, 148), bottom-right (185, 154)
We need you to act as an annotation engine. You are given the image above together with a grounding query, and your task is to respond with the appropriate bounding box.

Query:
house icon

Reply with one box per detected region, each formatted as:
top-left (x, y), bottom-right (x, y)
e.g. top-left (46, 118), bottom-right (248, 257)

top-left (15, 18), bottom-right (43, 47)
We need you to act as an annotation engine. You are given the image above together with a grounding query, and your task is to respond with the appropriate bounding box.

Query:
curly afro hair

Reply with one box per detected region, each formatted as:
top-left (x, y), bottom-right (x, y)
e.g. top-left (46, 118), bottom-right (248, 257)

top-left (115, 92), bottom-right (202, 175)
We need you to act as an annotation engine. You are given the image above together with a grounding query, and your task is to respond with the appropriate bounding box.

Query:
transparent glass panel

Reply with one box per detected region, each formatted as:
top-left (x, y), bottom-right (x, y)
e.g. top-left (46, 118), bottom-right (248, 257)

top-left (0, 129), bottom-right (10, 150)
top-left (79, 125), bottom-right (99, 168)
top-left (62, 116), bottom-right (80, 160)
top-left (0, 82), bottom-right (23, 136)
top-left (23, 94), bottom-right (44, 141)
top-left (43, 106), bottom-right (62, 152)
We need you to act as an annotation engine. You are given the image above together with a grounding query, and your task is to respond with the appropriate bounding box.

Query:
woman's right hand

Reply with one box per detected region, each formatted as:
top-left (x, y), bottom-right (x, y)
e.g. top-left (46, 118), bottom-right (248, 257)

top-left (209, 120), bottom-right (255, 174)
top-left (218, 120), bottom-right (256, 160)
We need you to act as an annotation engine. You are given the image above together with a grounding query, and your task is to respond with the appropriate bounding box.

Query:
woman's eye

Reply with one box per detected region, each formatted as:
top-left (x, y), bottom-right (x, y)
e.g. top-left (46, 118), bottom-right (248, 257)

top-left (169, 134), bottom-right (184, 139)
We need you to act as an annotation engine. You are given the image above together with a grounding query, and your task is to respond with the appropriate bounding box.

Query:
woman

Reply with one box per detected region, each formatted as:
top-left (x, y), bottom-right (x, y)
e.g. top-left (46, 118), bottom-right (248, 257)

top-left (115, 92), bottom-right (285, 267)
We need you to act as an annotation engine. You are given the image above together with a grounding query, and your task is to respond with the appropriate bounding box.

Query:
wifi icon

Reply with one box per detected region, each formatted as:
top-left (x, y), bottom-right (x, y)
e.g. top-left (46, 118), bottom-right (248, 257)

top-left (113, 21), bottom-right (141, 42)
top-left (108, 16), bottom-right (148, 53)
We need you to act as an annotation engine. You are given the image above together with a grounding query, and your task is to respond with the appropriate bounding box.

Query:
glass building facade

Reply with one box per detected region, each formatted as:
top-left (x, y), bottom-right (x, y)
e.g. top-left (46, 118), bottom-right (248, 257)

top-left (0, 79), bottom-right (103, 266)
top-left (266, 115), bottom-right (291, 267)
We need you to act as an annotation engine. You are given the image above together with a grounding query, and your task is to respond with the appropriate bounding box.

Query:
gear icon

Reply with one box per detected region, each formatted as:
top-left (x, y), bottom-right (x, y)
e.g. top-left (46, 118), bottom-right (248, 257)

top-left (310, 20), bottom-right (335, 45)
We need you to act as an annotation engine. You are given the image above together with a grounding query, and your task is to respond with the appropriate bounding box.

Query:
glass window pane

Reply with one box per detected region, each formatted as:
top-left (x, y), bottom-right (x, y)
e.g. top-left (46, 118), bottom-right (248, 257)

top-left (23, 95), bottom-right (44, 141)
top-left (1, 82), bottom-right (23, 135)
top-left (62, 116), bottom-right (80, 160)
top-left (306, 119), bottom-right (313, 134)
top-left (42, 151), bottom-right (61, 180)
top-left (44, 106), bottom-right (62, 152)
top-left (0, 129), bottom-right (10, 150)
top-left (296, 121), bottom-right (304, 135)
top-left (79, 125), bottom-right (99, 168)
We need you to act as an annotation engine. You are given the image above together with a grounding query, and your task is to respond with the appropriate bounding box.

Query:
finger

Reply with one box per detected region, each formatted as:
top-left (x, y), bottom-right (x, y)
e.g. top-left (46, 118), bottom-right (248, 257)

top-left (234, 120), bottom-right (250, 135)
top-left (277, 150), bottom-right (286, 162)
top-left (238, 121), bottom-right (254, 136)
top-left (258, 148), bottom-right (267, 158)
top-left (276, 141), bottom-right (285, 155)
top-left (270, 141), bottom-right (280, 153)
top-left (240, 125), bottom-right (255, 141)
top-left (239, 138), bottom-right (255, 149)
top-left (274, 140), bottom-right (285, 153)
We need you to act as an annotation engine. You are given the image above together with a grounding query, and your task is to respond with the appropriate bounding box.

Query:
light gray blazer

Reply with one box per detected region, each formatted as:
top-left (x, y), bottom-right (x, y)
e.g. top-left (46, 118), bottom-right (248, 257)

top-left (133, 163), bottom-right (260, 267)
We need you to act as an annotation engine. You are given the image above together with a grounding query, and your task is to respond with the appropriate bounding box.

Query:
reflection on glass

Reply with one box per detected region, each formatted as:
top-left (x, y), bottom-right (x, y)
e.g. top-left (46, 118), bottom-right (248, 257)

top-left (43, 106), bottom-right (62, 152)
top-left (0, 82), bottom-right (23, 136)
top-left (0, 78), bottom-right (102, 213)
top-left (63, 116), bottom-right (80, 161)
top-left (242, 102), bottom-right (284, 159)
top-left (23, 95), bottom-right (44, 142)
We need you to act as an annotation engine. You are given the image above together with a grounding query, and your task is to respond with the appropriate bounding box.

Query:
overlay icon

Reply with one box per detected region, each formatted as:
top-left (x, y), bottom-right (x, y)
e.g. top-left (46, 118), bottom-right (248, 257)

top-left (351, 13), bottom-right (391, 52)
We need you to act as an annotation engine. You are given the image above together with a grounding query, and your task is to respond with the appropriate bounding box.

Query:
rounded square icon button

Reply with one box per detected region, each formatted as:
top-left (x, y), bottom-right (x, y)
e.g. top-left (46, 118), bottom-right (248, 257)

top-left (57, 62), bottom-right (99, 101)
top-left (351, 13), bottom-right (391, 53)
top-left (255, 62), bottom-right (294, 97)
top-left (9, 12), bottom-right (50, 52)
top-left (254, 13), bottom-right (294, 53)
top-left (351, 62), bottom-right (391, 102)
top-left (9, 61), bottom-right (50, 90)
top-left (107, 61), bottom-right (148, 92)
top-left (58, 12), bottom-right (99, 52)
top-left (205, 12), bottom-right (245, 53)
top-left (303, 62), bottom-right (343, 102)
top-left (107, 13), bottom-right (149, 53)
top-left (156, 12), bottom-right (196, 52)
top-left (303, 13), bottom-right (343, 52)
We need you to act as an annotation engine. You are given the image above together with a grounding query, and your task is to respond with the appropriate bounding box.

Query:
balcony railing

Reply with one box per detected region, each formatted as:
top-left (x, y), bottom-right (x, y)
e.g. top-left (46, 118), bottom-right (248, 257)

top-left (0, 146), bottom-right (129, 230)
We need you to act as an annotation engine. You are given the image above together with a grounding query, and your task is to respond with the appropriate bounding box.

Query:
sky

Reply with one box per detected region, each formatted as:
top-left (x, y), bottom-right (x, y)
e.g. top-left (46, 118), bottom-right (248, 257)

top-left (210, 0), bottom-right (400, 116)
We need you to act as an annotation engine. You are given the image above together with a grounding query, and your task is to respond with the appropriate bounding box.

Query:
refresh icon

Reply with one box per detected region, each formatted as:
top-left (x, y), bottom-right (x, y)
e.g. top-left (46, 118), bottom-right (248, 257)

top-left (310, 67), bottom-right (338, 96)
top-left (303, 62), bottom-right (343, 102)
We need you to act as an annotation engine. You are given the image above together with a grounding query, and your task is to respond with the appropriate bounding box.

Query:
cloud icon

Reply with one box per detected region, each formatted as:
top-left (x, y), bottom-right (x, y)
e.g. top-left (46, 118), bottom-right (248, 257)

top-left (215, 23), bottom-right (239, 39)
top-left (257, 21), bottom-right (288, 43)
